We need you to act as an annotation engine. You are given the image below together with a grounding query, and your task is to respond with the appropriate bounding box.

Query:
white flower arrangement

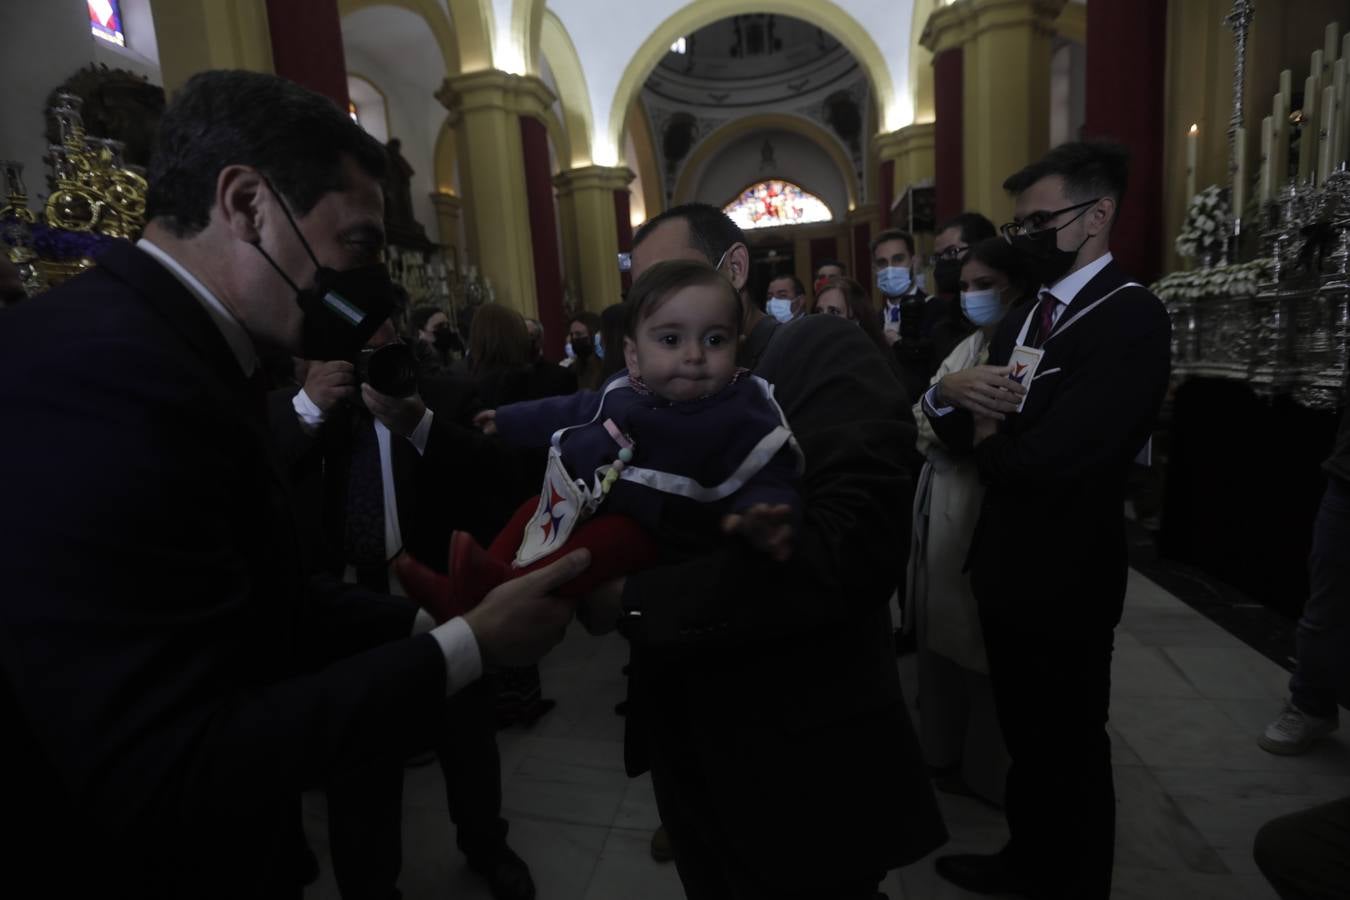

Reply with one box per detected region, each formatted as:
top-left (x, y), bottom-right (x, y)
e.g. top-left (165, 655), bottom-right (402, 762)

top-left (1175, 185), bottom-right (1233, 262)
top-left (1152, 258), bottom-right (1270, 303)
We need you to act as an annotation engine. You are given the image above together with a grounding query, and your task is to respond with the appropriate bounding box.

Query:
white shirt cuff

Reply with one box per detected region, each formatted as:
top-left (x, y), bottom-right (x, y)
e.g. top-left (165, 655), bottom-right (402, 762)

top-left (292, 389), bottom-right (327, 434)
top-left (924, 384), bottom-right (956, 417)
top-left (427, 615), bottom-right (482, 696)
top-left (406, 408), bottom-right (434, 456)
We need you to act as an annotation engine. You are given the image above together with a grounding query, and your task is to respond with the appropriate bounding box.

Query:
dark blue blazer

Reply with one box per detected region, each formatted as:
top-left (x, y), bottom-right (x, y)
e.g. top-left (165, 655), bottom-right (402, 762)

top-left (0, 242), bottom-right (448, 897)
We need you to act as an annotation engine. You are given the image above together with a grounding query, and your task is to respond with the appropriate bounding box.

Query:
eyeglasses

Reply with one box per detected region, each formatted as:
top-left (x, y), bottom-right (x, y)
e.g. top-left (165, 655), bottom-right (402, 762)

top-left (932, 245), bottom-right (969, 262)
top-left (1000, 197), bottom-right (1101, 240)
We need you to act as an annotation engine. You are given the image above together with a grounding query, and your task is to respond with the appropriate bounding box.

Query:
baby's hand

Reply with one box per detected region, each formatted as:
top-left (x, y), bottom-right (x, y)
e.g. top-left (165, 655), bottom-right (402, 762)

top-left (474, 409), bottom-right (498, 435)
top-left (722, 503), bottom-right (795, 562)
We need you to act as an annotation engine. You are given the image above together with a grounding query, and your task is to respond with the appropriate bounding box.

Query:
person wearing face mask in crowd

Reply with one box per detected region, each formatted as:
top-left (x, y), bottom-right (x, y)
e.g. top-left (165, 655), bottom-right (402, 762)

top-left (765, 273), bottom-right (807, 323)
top-left (923, 141), bottom-right (1171, 900)
top-left (813, 257), bottom-right (846, 291)
top-left (0, 70), bottom-right (589, 899)
top-left (523, 317), bottom-right (579, 398)
top-left (906, 237), bottom-right (1035, 811)
top-left (562, 311), bottom-right (605, 391)
top-left (929, 212), bottom-right (997, 370)
top-left (872, 228), bottom-right (945, 402)
top-left (410, 303), bottom-right (464, 378)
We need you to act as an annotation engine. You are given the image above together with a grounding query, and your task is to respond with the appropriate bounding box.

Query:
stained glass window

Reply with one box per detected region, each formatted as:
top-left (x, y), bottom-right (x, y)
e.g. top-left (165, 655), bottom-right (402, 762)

top-left (88, 0), bottom-right (125, 47)
top-left (723, 180), bottom-right (833, 230)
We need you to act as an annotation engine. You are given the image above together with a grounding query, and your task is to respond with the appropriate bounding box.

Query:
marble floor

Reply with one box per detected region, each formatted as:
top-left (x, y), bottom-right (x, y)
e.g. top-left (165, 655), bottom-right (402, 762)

top-left (302, 568), bottom-right (1350, 899)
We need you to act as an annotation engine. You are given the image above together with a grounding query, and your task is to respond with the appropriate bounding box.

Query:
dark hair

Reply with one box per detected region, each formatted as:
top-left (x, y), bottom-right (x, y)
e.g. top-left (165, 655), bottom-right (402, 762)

top-left (936, 212), bottom-right (997, 245)
top-left (145, 70), bottom-right (388, 236)
top-left (815, 276), bottom-right (889, 354)
top-left (768, 273), bottom-right (806, 296)
top-left (963, 237), bottom-right (1038, 307)
top-left (409, 304), bottom-right (445, 334)
top-left (869, 228), bottom-right (916, 259)
top-left (468, 303), bottom-right (530, 376)
top-left (598, 303), bottom-right (628, 379)
top-left (569, 311), bottom-right (602, 337)
top-left (815, 258), bottom-right (847, 276)
top-left (632, 202), bottom-right (747, 266)
top-left (1002, 140), bottom-right (1130, 207)
top-left (624, 259), bottom-right (743, 338)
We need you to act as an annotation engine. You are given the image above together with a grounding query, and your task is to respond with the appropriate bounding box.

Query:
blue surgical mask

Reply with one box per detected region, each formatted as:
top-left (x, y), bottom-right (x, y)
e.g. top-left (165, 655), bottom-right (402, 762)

top-left (593, 333), bottom-right (605, 360)
top-left (960, 288), bottom-right (1007, 327)
top-left (564, 340), bottom-right (576, 360)
top-left (876, 266), bottom-right (912, 298)
top-left (767, 298), bottom-right (794, 323)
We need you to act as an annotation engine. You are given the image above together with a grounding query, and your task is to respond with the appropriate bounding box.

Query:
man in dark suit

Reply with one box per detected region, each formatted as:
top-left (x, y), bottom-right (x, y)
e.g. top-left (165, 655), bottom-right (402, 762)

top-left (0, 70), bottom-right (583, 899)
top-left (578, 203), bottom-right (947, 900)
top-left (271, 334), bottom-right (535, 900)
top-left (923, 142), bottom-right (1172, 899)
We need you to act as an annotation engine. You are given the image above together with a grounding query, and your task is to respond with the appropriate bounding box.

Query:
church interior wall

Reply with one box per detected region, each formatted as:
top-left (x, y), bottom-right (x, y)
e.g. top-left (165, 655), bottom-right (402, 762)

top-left (692, 130), bottom-right (849, 222)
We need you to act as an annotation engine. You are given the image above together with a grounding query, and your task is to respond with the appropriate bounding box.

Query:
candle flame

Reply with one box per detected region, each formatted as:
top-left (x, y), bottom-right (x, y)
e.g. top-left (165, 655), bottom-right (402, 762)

top-left (1189, 124), bottom-right (1199, 135)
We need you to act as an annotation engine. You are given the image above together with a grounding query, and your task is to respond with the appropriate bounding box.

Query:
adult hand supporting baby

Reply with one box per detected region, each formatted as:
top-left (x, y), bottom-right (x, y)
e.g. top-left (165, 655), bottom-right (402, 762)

top-left (722, 504), bottom-right (795, 562)
top-left (578, 577), bottom-right (626, 636)
top-left (473, 409), bottom-right (497, 435)
top-left (463, 549), bottom-right (591, 666)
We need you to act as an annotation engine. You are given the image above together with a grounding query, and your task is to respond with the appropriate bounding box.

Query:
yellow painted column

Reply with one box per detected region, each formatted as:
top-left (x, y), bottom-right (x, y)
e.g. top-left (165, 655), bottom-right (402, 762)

top-left (429, 190), bottom-right (463, 257)
top-left (437, 70), bottom-right (555, 319)
top-left (928, 0), bottom-right (1066, 227)
top-left (148, 0), bottom-right (274, 96)
top-left (553, 166), bottom-right (634, 311)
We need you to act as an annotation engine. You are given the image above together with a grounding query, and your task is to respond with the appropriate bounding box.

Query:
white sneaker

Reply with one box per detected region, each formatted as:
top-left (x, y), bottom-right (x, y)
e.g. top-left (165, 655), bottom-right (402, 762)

top-left (1258, 701), bottom-right (1339, 755)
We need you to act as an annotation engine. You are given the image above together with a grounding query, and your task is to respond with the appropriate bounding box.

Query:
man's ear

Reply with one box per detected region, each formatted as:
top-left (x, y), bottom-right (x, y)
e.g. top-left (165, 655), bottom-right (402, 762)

top-left (216, 165), bottom-right (266, 244)
top-left (724, 242), bottom-right (751, 292)
top-left (623, 335), bottom-right (640, 377)
top-left (1088, 196), bottom-right (1116, 237)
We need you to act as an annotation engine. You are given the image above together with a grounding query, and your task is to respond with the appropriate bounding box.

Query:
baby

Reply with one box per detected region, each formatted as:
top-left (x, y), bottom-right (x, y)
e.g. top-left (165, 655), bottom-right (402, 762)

top-left (397, 258), bottom-right (803, 622)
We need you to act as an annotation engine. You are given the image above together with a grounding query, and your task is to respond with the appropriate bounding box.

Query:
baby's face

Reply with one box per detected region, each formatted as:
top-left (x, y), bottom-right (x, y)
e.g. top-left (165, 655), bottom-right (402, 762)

top-left (625, 283), bottom-right (739, 403)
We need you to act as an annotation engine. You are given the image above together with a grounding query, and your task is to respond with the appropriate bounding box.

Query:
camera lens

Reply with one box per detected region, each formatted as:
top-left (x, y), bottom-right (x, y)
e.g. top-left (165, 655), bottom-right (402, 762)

top-left (361, 343), bottom-right (418, 397)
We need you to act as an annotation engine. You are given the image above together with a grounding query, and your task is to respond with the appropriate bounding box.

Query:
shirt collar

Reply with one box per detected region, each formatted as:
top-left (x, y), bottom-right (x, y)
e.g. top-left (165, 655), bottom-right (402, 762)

top-left (137, 238), bottom-right (260, 375)
top-left (1043, 251), bottom-right (1113, 304)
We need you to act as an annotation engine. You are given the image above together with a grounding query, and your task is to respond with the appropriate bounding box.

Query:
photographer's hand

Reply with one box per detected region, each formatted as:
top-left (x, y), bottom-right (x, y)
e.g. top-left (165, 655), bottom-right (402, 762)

top-left (362, 384), bottom-right (428, 438)
top-left (302, 360), bottom-right (356, 412)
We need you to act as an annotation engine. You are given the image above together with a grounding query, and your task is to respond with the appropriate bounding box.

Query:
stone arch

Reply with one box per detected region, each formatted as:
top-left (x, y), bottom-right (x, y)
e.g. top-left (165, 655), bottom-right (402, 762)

top-left (671, 113), bottom-right (859, 211)
top-left (538, 9), bottom-right (593, 166)
top-left (337, 0), bottom-right (461, 74)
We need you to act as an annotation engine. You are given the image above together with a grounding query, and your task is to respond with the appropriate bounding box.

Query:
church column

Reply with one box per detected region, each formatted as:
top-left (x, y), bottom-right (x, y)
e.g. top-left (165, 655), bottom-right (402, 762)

top-left (430, 190), bottom-right (463, 259)
top-left (554, 166), bottom-right (634, 311)
top-left (520, 115), bottom-right (567, 360)
top-left (924, 0), bottom-right (1066, 227)
top-left (264, 0), bottom-right (349, 106)
top-left (438, 71), bottom-right (554, 319)
top-left (875, 125), bottom-right (936, 232)
top-left (148, 0), bottom-right (274, 95)
top-left (1085, 0), bottom-right (1167, 282)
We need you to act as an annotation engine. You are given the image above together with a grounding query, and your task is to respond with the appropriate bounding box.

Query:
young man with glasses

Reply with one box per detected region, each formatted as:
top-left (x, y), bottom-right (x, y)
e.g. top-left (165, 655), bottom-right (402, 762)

top-left (923, 141), bottom-right (1171, 900)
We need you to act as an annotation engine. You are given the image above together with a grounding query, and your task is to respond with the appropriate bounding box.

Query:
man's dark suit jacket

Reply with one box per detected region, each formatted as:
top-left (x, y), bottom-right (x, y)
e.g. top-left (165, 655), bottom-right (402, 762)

top-left (0, 243), bottom-right (454, 898)
top-left (269, 374), bottom-right (517, 576)
top-left (928, 259), bottom-right (1172, 627)
top-left (620, 314), bottom-right (947, 890)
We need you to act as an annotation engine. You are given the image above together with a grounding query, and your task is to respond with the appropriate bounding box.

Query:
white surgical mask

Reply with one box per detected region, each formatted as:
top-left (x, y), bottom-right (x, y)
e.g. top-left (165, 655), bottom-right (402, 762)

top-left (876, 266), bottom-right (912, 298)
top-left (960, 288), bottom-right (1007, 327)
top-left (766, 298), bottom-right (794, 323)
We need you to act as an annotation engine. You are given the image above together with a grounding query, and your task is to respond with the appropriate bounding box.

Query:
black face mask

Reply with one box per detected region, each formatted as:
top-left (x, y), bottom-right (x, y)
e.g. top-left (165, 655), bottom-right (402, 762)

top-left (251, 178), bottom-right (398, 361)
top-left (570, 336), bottom-right (593, 358)
top-left (1008, 203), bottom-right (1095, 288)
top-left (933, 257), bottom-right (964, 295)
top-left (432, 324), bottom-right (455, 352)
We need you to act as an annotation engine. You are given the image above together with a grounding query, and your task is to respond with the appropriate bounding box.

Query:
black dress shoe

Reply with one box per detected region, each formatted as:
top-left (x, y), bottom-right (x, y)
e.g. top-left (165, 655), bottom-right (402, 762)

top-left (468, 845), bottom-right (536, 900)
top-left (934, 853), bottom-right (1025, 895)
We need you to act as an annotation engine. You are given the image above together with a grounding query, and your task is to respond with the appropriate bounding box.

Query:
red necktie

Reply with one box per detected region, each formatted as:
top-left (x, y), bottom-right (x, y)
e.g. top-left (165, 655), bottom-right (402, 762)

top-left (1031, 291), bottom-right (1060, 348)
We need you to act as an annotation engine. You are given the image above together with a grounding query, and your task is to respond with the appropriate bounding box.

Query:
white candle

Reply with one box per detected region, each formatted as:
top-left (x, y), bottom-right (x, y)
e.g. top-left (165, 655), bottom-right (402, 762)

top-left (1260, 115), bottom-right (1273, 204)
top-left (1281, 69), bottom-right (1293, 112)
top-left (1274, 92), bottom-right (1290, 190)
top-left (1319, 84), bottom-right (1337, 183)
top-left (1233, 125), bottom-right (1248, 218)
top-left (1301, 75), bottom-right (1321, 182)
top-left (1186, 123), bottom-right (1198, 201)
top-left (1313, 50), bottom-right (1326, 82)
top-left (1326, 23), bottom-right (1340, 68)
top-left (1334, 59), bottom-right (1348, 164)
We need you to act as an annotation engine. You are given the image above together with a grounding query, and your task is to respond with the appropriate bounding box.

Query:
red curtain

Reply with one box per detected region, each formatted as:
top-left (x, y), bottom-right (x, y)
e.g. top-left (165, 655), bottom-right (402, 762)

top-left (520, 117), bottom-right (566, 361)
top-left (852, 222), bottom-right (872, 289)
top-left (809, 237), bottom-right (838, 278)
top-left (879, 160), bottom-right (895, 230)
top-left (933, 48), bottom-right (964, 224)
top-left (614, 189), bottom-right (633, 293)
top-left (265, 0), bottom-right (349, 107)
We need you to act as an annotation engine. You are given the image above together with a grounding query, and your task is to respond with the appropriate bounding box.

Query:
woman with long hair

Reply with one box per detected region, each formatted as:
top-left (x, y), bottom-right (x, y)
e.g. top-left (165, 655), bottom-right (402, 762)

top-left (906, 236), bottom-right (1036, 805)
top-left (813, 276), bottom-right (901, 377)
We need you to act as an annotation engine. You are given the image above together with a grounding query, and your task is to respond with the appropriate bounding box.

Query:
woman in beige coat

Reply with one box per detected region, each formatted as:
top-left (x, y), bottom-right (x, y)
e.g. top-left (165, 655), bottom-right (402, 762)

top-left (907, 237), bottom-right (1034, 805)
